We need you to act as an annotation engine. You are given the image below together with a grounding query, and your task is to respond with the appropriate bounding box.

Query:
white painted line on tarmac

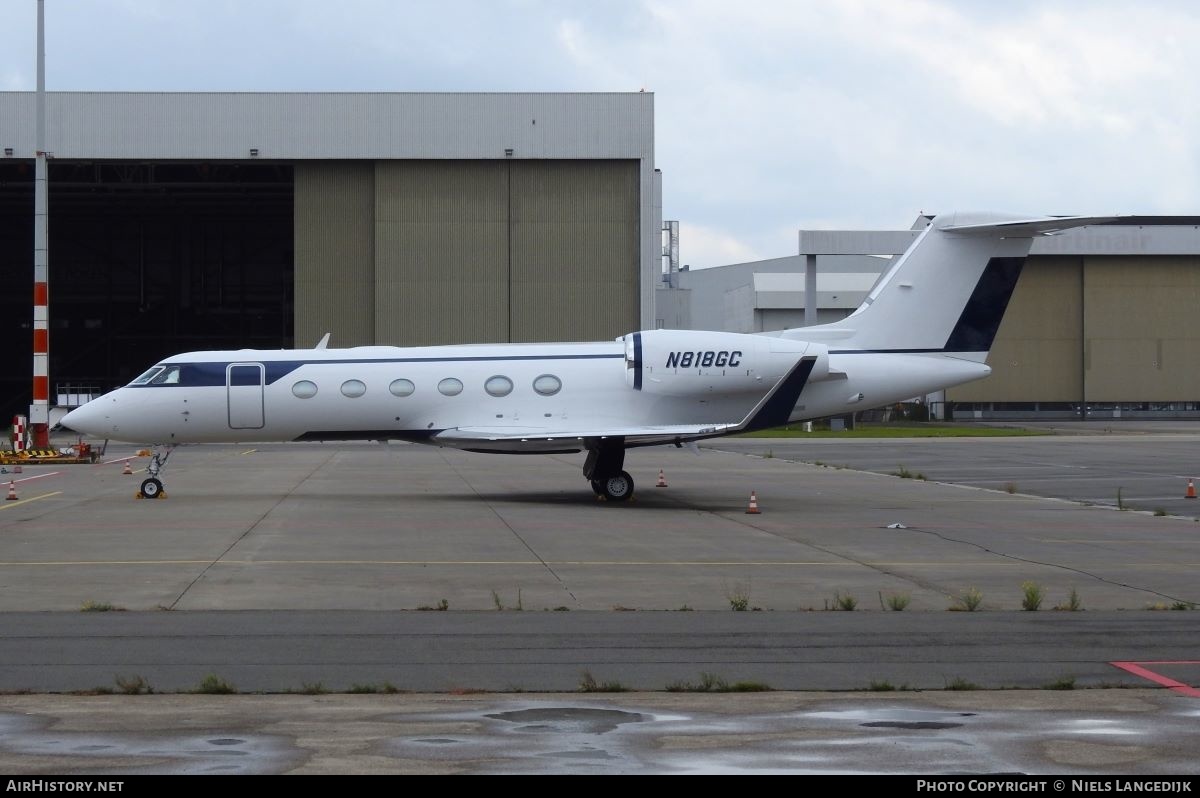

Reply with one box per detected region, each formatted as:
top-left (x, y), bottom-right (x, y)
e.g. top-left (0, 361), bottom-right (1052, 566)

top-left (13, 471), bottom-right (60, 484)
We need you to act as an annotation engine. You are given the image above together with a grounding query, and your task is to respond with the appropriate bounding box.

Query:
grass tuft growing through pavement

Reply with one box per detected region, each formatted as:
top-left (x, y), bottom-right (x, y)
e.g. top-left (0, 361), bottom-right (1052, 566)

top-left (578, 670), bottom-right (628, 693)
top-left (194, 674), bottom-right (236, 695)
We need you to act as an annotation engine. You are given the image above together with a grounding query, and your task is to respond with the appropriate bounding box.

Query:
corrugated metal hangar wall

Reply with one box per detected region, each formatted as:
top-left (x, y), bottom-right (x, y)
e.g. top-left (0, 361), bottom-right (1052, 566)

top-left (294, 160), bottom-right (639, 347)
top-left (949, 254), bottom-right (1200, 409)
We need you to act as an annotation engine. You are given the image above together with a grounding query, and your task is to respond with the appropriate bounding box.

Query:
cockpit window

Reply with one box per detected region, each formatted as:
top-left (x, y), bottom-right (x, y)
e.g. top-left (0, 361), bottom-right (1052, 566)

top-left (131, 366), bottom-right (165, 385)
top-left (149, 366), bottom-right (182, 385)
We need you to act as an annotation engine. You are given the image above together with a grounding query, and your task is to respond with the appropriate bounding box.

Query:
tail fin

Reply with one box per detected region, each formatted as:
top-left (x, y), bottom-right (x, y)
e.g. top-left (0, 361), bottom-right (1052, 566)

top-left (786, 212), bottom-right (1121, 360)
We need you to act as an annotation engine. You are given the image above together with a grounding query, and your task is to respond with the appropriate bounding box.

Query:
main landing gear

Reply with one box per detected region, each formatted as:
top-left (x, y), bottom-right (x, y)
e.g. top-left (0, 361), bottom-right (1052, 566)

top-left (138, 445), bottom-right (176, 499)
top-left (584, 445), bottom-right (634, 503)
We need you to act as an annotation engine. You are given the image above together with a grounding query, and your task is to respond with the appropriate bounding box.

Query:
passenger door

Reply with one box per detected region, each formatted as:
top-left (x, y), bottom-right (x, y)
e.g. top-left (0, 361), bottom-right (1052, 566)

top-left (227, 363), bottom-right (265, 429)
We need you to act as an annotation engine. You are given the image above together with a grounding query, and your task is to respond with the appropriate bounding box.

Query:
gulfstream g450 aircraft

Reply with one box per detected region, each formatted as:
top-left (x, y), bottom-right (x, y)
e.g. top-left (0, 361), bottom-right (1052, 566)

top-left (62, 212), bottom-right (1118, 501)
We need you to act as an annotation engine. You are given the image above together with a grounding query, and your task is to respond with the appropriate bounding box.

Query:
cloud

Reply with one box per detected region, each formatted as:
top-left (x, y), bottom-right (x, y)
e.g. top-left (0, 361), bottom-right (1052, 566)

top-left (1, 70), bottom-right (27, 91)
top-left (678, 222), bottom-right (762, 270)
top-left (833, 1), bottom-right (1185, 132)
top-left (554, 0), bottom-right (1200, 261)
top-left (2, 0), bottom-right (1199, 268)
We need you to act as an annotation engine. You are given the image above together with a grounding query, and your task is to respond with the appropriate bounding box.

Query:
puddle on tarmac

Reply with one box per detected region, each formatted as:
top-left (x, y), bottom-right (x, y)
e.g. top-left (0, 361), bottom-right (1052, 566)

top-left (484, 707), bottom-right (648, 734)
top-left (860, 721), bottom-right (964, 730)
top-left (0, 713), bottom-right (302, 775)
top-left (538, 748), bottom-right (617, 761)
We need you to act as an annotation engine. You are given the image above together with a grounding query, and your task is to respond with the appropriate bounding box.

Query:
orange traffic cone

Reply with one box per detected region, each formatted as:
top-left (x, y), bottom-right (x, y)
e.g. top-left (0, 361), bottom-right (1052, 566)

top-left (122, 461), bottom-right (133, 476)
top-left (5, 481), bottom-right (16, 501)
top-left (656, 469), bottom-right (668, 488)
top-left (745, 490), bottom-right (761, 514)
top-left (1187, 478), bottom-right (1197, 500)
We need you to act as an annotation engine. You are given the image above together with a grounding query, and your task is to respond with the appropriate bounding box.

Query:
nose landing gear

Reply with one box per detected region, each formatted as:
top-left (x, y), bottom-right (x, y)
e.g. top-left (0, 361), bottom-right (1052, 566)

top-left (137, 446), bottom-right (176, 500)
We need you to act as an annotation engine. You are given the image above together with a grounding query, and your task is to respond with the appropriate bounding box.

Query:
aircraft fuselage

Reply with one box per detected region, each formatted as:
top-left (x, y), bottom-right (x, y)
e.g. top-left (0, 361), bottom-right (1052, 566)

top-left (63, 333), bottom-right (989, 453)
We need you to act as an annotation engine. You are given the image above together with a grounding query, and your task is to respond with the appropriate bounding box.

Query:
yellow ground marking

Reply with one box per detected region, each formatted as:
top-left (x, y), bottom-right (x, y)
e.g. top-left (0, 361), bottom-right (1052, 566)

top-left (0, 491), bottom-right (61, 510)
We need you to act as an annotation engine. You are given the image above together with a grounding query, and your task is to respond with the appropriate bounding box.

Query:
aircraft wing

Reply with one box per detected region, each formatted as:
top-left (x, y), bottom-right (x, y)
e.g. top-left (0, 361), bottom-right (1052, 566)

top-left (431, 355), bottom-right (818, 451)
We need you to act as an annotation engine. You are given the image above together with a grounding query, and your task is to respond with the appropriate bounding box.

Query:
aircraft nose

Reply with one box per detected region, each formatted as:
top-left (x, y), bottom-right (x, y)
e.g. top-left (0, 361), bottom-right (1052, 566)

top-left (60, 399), bottom-right (107, 437)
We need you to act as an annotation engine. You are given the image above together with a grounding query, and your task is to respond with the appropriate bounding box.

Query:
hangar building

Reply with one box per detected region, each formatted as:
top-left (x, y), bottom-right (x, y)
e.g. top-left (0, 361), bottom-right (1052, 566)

top-left (0, 92), bottom-right (658, 419)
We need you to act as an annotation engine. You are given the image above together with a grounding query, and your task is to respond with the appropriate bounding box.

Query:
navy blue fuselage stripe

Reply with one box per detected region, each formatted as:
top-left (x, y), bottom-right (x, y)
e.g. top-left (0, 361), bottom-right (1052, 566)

top-left (228, 364), bottom-right (263, 386)
top-left (632, 333), bottom-right (643, 390)
top-left (125, 353), bottom-right (624, 387)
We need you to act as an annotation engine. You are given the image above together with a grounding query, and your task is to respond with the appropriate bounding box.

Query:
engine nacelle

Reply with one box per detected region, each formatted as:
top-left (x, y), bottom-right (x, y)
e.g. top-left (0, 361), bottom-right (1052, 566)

top-left (623, 329), bottom-right (828, 396)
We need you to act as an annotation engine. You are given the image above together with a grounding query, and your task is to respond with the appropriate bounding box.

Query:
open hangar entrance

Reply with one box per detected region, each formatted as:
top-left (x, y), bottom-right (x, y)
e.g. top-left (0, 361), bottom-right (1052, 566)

top-left (0, 160), bottom-right (293, 420)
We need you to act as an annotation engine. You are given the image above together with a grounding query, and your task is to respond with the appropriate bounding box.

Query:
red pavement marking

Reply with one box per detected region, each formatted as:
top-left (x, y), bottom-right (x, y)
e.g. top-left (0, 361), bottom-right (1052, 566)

top-left (1110, 661), bottom-right (1200, 698)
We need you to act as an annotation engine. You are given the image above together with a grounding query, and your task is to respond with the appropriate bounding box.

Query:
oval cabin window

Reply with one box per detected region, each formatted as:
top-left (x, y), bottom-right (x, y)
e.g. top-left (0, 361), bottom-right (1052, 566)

top-left (485, 375), bottom-right (514, 397)
top-left (533, 374), bottom-right (562, 396)
top-left (292, 380), bottom-right (318, 399)
top-left (340, 379), bottom-right (367, 398)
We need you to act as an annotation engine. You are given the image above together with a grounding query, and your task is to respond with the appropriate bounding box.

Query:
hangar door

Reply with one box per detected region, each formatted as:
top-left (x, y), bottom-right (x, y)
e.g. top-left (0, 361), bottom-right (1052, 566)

top-left (294, 160), bottom-right (640, 348)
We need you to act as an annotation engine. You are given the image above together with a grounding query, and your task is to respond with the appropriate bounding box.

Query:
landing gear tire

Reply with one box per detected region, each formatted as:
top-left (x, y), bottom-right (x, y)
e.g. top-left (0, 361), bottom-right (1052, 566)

top-left (600, 471), bottom-right (635, 502)
top-left (139, 477), bottom-right (164, 499)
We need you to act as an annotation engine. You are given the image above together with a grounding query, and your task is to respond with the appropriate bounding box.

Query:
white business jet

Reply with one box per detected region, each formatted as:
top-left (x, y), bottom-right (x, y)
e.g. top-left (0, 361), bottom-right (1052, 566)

top-left (62, 212), bottom-right (1117, 501)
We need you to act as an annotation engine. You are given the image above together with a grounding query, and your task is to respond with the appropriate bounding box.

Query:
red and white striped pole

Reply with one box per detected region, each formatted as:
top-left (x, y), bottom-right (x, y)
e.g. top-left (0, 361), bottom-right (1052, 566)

top-left (29, 0), bottom-right (50, 449)
top-left (11, 416), bottom-right (26, 453)
top-left (31, 276), bottom-right (49, 448)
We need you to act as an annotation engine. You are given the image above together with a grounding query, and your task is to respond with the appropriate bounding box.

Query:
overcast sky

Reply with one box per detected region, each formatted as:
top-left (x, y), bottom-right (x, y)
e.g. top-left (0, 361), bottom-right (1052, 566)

top-left (3, 0), bottom-right (1197, 268)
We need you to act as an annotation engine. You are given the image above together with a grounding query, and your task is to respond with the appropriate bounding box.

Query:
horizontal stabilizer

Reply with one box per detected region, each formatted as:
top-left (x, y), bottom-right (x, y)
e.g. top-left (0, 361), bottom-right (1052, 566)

top-left (941, 215), bottom-right (1125, 237)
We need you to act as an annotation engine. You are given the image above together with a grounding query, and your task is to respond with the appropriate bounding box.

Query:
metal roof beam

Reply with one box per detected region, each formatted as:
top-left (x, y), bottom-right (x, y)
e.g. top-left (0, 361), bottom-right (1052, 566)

top-left (798, 229), bottom-right (922, 256)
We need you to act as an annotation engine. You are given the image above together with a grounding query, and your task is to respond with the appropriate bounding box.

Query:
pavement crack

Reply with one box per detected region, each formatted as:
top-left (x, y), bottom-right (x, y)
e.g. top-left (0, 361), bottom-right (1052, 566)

top-left (656, 488), bottom-right (952, 596)
top-left (896, 524), bottom-right (1196, 606)
top-left (708, 446), bottom-right (1200, 605)
top-left (438, 451), bottom-right (578, 603)
top-left (166, 450), bottom-right (335, 610)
